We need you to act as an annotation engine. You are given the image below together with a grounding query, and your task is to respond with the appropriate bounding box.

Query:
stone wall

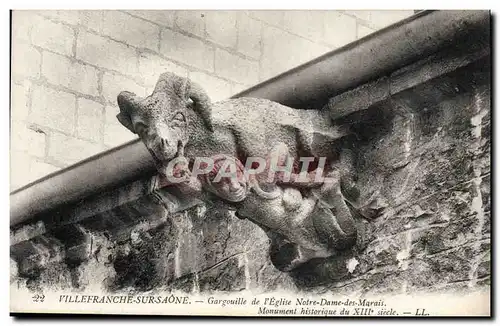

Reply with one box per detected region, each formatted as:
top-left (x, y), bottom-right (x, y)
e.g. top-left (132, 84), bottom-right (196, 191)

top-left (10, 9), bottom-right (414, 190)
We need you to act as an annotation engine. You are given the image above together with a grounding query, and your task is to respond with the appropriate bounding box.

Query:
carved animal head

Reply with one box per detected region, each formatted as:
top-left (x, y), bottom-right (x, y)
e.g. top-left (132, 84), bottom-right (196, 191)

top-left (116, 72), bottom-right (214, 165)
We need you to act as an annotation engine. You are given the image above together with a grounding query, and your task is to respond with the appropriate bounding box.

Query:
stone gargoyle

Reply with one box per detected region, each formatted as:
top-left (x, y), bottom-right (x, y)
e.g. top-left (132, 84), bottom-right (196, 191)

top-left (116, 72), bottom-right (367, 272)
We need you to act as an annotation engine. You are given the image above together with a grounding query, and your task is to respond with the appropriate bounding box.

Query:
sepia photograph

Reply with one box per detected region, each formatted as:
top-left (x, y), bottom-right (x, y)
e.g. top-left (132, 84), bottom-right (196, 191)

top-left (9, 9), bottom-right (491, 317)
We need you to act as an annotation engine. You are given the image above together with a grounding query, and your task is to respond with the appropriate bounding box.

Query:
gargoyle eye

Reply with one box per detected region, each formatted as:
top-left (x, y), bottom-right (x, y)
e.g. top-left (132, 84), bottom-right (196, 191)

top-left (172, 112), bottom-right (186, 123)
top-left (134, 122), bottom-right (148, 135)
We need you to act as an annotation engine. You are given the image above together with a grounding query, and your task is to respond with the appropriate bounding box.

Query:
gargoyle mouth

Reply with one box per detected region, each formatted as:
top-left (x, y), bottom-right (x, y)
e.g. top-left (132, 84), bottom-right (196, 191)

top-left (147, 148), bottom-right (174, 176)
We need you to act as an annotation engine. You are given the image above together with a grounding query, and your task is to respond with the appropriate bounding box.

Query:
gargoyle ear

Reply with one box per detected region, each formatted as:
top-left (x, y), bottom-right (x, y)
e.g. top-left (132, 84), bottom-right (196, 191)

top-left (116, 91), bottom-right (137, 134)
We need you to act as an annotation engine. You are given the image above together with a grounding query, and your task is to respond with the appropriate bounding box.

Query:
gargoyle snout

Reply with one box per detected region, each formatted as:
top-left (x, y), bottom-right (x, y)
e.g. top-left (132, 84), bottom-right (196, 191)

top-left (149, 130), bottom-right (178, 161)
top-left (117, 91), bottom-right (141, 112)
top-left (159, 138), bottom-right (169, 151)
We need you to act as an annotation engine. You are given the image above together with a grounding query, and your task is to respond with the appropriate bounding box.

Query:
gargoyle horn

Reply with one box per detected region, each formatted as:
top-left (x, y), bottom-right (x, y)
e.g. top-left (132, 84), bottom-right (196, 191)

top-left (155, 72), bottom-right (214, 132)
top-left (185, 78), bottom-right (214, 133)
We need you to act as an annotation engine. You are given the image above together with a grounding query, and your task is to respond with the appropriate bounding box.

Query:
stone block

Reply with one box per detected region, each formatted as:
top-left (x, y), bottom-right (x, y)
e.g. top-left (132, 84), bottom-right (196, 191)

top-left (76, 98), bottom-right (104, 142)
top-left (175, 10), bottom-right (206, 38)
top-left (41, 51), bottom-right (70, 87)
top-left (31, 16), bottom-right (74, 56)
top-left (10, 241), bottom-right (45, 277)
top-left (214, 49), bottom-right (259, 85)
top-left (51, 225), bottom-right (91, 264)
top-left (78, 10), bottom-right (104, 33)
top-left (71, 63), bottom-right (100, 97)
top-left (11, 11), bottom-right (44, 44)
top-left (12, 43), bottom-right (41, 79)
top-left (236, 13), bottom-right (262, 59)
top-left (10, 121), bottom-right (46, 157)
top-left (38, 10), bottom-right (80, 25)
top-left (10, 151), bottom-right (32, 191)
top-left (11, 81), bottom-right (30, 122)
top-left (205, 11), bottom-right (238, 49)
top-left (101, 11), bottom-right (160, 51)
top-left (76, 31), bottom-right (137, 74)
top-left (31, 85), bottom-right (76, 134)
top-left (48, 132), bottom-right (104, 165)
top-left (11, 221), bottom-right (46, 246)
top-left (160, 29), bottom-right (214, 72)
top-left (138, 52), bottom-right (188, 87)
top-left (260, 25), bottom-right (330, 81)
top-left (283, 11), bottom-right (324, 42)
top-left (42, 51), bottom-right (99, 96)
top-left (10, 236), bottom-right (64, 277)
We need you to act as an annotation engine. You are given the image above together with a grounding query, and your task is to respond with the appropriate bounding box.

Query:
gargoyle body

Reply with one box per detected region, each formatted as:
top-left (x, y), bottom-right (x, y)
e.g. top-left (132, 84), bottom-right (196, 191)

top-left (116, 72), bottom-right (360, 271)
